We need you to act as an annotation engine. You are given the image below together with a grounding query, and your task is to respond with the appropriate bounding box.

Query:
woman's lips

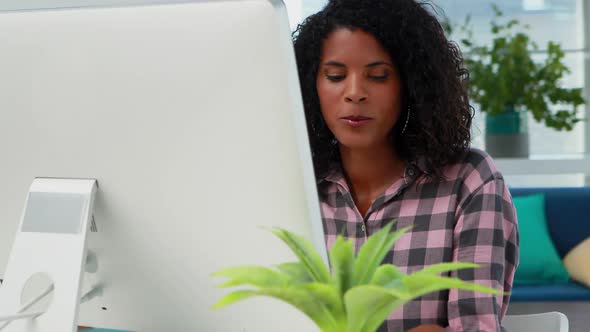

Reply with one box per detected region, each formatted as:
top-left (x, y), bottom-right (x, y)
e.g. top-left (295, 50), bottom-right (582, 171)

top-left (341, 116), bottom-right (373, 127)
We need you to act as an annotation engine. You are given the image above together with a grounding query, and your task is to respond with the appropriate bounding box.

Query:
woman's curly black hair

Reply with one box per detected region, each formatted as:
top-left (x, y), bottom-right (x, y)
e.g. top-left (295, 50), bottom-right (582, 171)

top-left (293, 0), bottom-right (473, 180)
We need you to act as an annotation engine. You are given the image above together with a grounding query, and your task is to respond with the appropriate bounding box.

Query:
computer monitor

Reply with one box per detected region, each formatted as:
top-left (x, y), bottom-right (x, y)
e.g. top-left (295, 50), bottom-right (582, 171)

top-left (0, 1), bottom-right (327, 331)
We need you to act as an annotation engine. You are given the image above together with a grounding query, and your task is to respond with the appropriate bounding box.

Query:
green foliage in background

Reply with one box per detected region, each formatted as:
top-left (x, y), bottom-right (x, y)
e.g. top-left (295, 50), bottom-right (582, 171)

top-left (443, 4), bottom-right (585, 131)
top-left (212, 222), bottom-right (502, 332)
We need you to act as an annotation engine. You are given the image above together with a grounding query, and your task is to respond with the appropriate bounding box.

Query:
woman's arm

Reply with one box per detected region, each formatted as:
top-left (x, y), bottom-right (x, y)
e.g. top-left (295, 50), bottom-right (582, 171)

top-left (407, 324), bottom-right (446, 332)
top-left (446, 176), bottom-right (519, 332)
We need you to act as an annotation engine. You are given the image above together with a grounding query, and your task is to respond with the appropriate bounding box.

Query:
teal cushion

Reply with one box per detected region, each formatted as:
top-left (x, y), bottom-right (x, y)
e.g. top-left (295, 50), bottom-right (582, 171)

top-left (513, 193), bottom-right (569, 284)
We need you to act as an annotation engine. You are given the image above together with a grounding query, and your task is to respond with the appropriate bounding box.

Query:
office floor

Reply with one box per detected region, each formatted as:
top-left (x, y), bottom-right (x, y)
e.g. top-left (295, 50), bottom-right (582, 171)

top-left (507, 301), bottom-right (590, 332)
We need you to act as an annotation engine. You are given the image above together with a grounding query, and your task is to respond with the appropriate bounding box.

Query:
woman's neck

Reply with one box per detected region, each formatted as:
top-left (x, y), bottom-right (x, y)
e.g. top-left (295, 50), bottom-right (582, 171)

top-left (339, 144), bottom-right (405, 213)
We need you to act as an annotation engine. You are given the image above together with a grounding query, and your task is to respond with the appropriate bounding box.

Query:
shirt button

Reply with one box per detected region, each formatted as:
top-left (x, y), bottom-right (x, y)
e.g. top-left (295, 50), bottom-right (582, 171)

top-left (361, 224), bottom-right (366, 232)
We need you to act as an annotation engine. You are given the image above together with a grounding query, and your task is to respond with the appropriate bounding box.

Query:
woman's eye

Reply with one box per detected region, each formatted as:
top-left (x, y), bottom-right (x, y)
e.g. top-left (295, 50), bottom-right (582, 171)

top-left (370, 74), bottom-right (389, 81)
top-left (326, 75), bottom-right (345, 82)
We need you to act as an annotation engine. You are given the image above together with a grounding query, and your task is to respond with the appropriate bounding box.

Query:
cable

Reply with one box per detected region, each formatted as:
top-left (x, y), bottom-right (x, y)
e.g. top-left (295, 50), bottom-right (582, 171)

top-left (0, 284), bottom-right (54, 330)
top-left (0, 282), bottom-right (101, 330)
top-left (19, 284), bottom-right (54, 314)
top-left (0, 310), bottom-right (44, 323)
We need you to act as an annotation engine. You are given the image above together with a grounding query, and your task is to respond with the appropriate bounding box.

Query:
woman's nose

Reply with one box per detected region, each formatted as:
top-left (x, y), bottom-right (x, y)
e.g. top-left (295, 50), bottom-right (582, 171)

top-left (344, 75), bottom-right (368, 103)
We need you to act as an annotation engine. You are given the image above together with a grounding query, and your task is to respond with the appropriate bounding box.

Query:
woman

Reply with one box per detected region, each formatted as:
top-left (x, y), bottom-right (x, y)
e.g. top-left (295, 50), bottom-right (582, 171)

top-left (293, 0), bottom-right (519, 331)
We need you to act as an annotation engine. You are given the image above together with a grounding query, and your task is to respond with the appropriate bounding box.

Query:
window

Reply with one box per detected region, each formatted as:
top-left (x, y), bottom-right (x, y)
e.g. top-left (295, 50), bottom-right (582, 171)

top-left (302, 0), bottom-right (326, 20)
top-left (435, 0), bottom-right (587, 187)
top-left (435, 0), bottom-right (585, 156)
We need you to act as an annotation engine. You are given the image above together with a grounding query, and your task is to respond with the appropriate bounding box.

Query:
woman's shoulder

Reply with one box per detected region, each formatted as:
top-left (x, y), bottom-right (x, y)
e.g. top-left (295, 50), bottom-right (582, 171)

top-left (430, 148), bottom-right (504, 191)
top-left (459, 147), bottom-right (501, 175)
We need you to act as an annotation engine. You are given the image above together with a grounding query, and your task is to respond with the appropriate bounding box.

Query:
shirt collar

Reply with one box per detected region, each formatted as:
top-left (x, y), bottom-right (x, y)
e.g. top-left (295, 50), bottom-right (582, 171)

top-left (318, 159), bottom-right (423, 188)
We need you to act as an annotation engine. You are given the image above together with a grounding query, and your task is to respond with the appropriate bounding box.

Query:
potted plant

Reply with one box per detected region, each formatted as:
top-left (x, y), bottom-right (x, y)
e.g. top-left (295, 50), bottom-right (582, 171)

top-left (212, 222), bottom-right (502, 332)
top-left (443, 5), bottom-right (585, 158)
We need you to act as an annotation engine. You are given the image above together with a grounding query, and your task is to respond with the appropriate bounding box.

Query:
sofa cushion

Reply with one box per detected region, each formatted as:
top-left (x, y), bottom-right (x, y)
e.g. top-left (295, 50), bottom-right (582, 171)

top-left (509, 187), bottom-right (590, 257)
top-left (512, 193), bottom-right (569, 284)
top-left (511, 282), bottom-right (590, 302)
top-left (563, 237), bottom-right (590, 287)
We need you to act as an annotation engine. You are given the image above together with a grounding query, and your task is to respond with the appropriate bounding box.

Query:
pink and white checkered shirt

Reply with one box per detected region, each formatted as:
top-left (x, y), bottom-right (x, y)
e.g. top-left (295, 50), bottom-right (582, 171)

top-left (318, 148), bottom-right (519, 332)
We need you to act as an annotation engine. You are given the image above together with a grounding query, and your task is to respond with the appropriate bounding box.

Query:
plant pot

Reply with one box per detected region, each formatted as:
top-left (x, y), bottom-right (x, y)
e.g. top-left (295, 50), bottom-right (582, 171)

top-left (484, 107), bottom-right (529, 158)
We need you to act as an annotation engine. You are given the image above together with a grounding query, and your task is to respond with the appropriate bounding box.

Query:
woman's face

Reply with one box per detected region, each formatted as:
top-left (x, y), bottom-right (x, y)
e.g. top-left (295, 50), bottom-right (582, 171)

top-left (316, 28), bottom-right (403, 151)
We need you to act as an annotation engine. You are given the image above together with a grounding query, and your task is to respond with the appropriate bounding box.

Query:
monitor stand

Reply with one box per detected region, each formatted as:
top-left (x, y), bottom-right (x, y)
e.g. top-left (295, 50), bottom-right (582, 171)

top-left (0, 178), bottom-right (98, 332)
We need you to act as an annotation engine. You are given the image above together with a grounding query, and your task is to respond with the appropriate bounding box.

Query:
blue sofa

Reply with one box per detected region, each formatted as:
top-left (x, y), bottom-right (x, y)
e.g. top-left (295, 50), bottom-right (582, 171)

top-left (509, 187), bottom-right (590, 302)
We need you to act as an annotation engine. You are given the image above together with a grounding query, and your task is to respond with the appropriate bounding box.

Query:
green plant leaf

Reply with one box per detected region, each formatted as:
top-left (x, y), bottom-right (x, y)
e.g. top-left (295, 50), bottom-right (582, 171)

top-left (275, 262), bottom-right (314, 284)
top-left (215, 283), bottom-right (345, 331)
top-left (354, 221), bottom-right (410, 285)
top-left (267, 227), bottom-right (331, 283)
top-left (461, 39), bottom-right (472, 47)
top-left (211, 290), bottom-right (257, 309)
top-left (212, 265), bottom-right (290, 288)
top-left (302, 282), bottom-right (347, 326)
top-left (391, 273), bottom-right (505, 300)
top-left (344, 285), bottom-right (407, 332)
top-left (329, 235), bottom-right (356, 295)
top-left (417, 262), bottom-right (480, 276)
top-left (370, 264), bottom-right (405, 286)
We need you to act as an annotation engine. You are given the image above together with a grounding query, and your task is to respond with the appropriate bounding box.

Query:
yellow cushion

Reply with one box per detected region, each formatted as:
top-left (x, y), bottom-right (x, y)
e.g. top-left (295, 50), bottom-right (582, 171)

top-left (563, 237), bottom-right (590, 287)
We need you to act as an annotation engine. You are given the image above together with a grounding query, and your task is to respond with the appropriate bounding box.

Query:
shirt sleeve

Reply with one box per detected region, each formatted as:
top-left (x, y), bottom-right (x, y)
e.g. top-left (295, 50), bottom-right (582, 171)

top-left (446, 177), bottom-right (519, 332)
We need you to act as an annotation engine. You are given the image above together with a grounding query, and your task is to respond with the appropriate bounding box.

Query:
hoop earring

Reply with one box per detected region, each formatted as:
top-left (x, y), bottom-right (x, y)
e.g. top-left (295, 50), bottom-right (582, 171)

top-left (401, 106), bottom-right (411, 135)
